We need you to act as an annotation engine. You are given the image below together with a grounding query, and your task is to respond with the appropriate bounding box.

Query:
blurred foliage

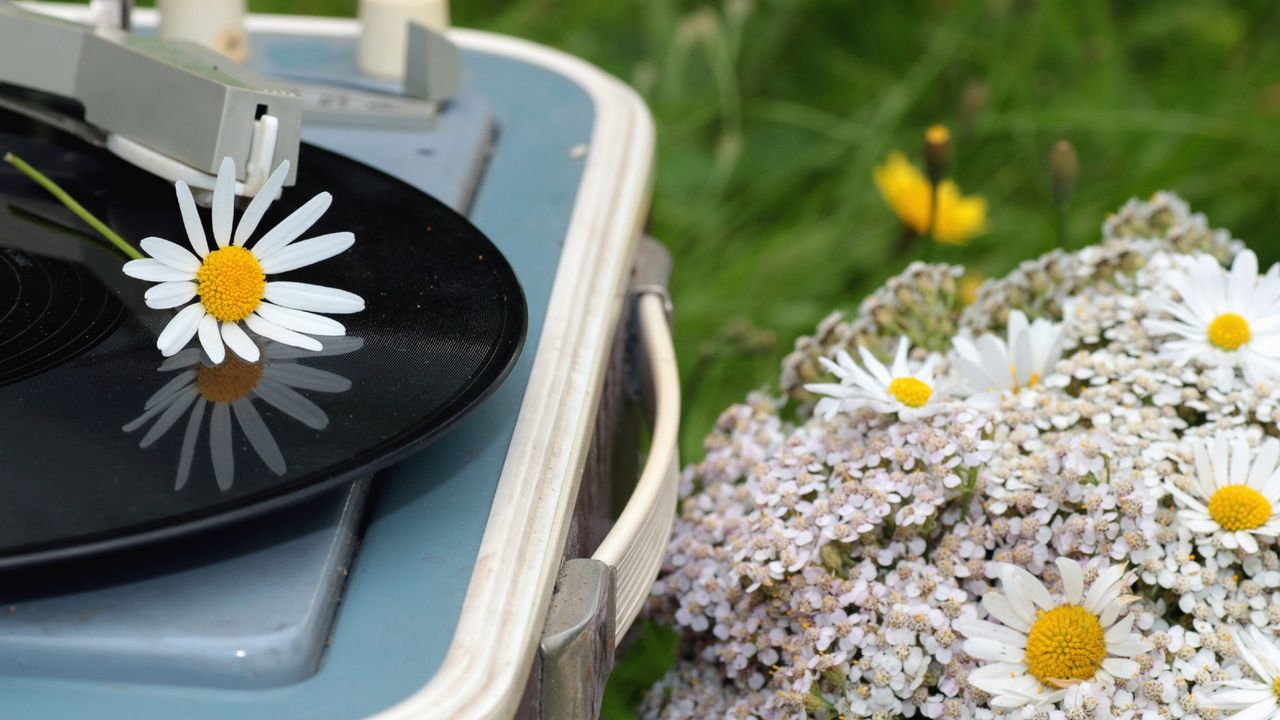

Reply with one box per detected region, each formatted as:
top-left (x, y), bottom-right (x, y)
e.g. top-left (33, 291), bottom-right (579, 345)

top-left (441, 0), bottom-right (1280, 464)
top-left (599, 621), bottom-right (680, 720)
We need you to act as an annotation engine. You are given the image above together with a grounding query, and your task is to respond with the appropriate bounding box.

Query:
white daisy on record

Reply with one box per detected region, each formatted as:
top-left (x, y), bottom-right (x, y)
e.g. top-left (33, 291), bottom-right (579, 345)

top-left (951, 309), bottom-right (1063, 402)
top-left (1143, 250), bottom-right (1280, 391)
top-left (122, 156), bottom-right (364, 364)
top-left (956, 558), bottom-right (1150, 710)
top-left (122, 337), bottom-right (362, 491)
top-left (1167, 435), bottom-right (1280, 554)
top-left (1200, 626), bottom-right (1280, 720)
top-left (804, 337), bottom-right (949, 420)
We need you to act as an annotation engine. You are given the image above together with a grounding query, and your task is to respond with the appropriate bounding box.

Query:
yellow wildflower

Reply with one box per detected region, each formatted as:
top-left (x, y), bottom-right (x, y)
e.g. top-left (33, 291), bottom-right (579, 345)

top-left (873, 151), bottom-right (987, 245)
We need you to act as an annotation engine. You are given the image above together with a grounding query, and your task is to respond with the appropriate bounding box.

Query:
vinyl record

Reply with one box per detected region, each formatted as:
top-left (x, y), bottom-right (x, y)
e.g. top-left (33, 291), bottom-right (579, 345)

top-left (0, 124), bottom-right (526, 568)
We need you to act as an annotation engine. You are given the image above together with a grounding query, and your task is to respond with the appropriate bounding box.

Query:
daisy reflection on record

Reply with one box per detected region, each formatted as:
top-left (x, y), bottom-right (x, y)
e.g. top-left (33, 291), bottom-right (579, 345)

top-left (123, 337), bottom-right (363, 491)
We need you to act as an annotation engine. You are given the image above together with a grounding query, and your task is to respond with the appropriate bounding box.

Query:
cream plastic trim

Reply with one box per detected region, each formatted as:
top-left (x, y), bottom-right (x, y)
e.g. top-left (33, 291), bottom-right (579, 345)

top-left (379, 30), bottom-right (655, 720)
top-left (15, 7), bottom-right (658, 717)
top-left (593, 293), bottom-right (679, 642)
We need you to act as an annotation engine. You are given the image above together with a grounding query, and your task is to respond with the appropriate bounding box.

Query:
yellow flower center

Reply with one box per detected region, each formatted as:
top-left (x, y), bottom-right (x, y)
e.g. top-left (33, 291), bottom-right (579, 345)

top-left (1272, 675), bottom-right (1280, 701)
top-left (1207, 312), bottom-right (1251, 351)
top-left (1023, 605), bottom-right (1107, 686)
top-left (887, 377), bottom-right (932, 408)
top-left (195, 354), bottom-right (264, 403)
top-left (196, 246), bottom-right (265, 322)
top-left (1208, 485), bottom-right (1271, 532)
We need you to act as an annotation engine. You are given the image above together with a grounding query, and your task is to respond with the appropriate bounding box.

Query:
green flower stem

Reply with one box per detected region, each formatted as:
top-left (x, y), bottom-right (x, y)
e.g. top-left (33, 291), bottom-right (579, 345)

top-left (4, 152), bottom-right (144, 260)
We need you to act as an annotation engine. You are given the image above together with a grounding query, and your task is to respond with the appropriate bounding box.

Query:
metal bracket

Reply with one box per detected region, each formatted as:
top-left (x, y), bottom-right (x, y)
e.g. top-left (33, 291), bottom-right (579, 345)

top-left (538, 559), bottom-right (616, 720)
top-left (625, 237), bottom-right (672, 404)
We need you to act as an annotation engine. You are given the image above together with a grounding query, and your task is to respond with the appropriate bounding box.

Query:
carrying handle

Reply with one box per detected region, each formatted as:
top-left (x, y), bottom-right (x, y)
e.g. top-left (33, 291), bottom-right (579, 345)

top-left (591, 240), bottom-right (680, 643)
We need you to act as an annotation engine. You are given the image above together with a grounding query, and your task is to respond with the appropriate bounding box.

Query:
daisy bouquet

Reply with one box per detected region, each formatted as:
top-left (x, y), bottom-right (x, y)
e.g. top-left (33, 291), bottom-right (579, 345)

top-left (642, 193), bottom-right (1280, 720)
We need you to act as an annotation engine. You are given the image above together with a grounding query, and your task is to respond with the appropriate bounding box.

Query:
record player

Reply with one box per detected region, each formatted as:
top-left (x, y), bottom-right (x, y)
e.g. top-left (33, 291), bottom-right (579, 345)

top-left (0, 2), bottom-right (678, 718)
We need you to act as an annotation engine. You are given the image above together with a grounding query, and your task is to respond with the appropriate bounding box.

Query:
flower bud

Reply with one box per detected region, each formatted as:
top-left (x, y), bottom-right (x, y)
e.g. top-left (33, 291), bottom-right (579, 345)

top-left (924, 124), bottom-right (951, 186)
top-left (1051, 139), bottom-right (1078, 205)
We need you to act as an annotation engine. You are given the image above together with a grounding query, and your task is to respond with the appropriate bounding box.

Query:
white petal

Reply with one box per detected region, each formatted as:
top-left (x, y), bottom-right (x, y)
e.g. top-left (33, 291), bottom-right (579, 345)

top-left (210, 402), bottom-right (234, 490)
top-left (244, 313), bottom-right (323, 352)
top-left (1203, 688), bottom-right (1272, 711)
top-left (221, 321), bottom-right (260, 362)
top-left (1234, 628), bottom-right (1276, 681)
top-left (1101, 657), bottom-right (1139, 679)
top-left (123, 391), bottom-right (181, 433)
top-left (123, 258), bottom-right (193, 282)
top-left (890, 336), bottom-right (910, 377)
top-left (156, 304), bottom-right (207, 357)
top-left (160, 348), bottom-right (204, 370)
top-left (263, 281), bottom-right (364, 314)
top-left (1252, 439), bottom-right (1280, 488)
top-left (139, 387), bottom-right (197, 448)
top-left (1232, 439), bottom-right (1252, 487)
top-left (175, 180), bottom-right (209, 257)
top-left (175, 397), bottom-right (205, 491)
top-left (264, 363), bottom-right (351, 393)
top-left (253, 302), bottom-right (345, 336)
top-left (233, 159), bottom-right (290, 246)
top-left (1213, 435), bottom-right (1231, 490)
top-left (1002, 564), bottom-right (1055, 611)
top-left (211, 156), bottom-right (236, 248)
top-left (1247, 626), bottom-right (1280, 677)
top-left (858, 345), bottom-right (893, 387)
top-left (258, 232), bottom-right (355, 273)
top-left (1104, 614), bottom-right (1134, 642)
top-left (232, 399), bottom-right (285, 474)
top-left (253, 377), bottom-right (328, 429)
top-left (267, 334), bottom-right (363, 359)
top-left (145, 281), bottom-right (198, 309)
top-left (983, 591), bottom-right (1032, 632)
top-left (141, 236), bottom-right (201, 273)
top-left (1221, 697), bottom-right (1276, 720)
top-left (963, 638), bottom-right (1024, 663)
top-left (199, 312), bottom-right (226, 364)
top-left (143, 369), bottom-right (196, 410)
top-left (250, 191), bottom-right (332, 258)
top-left (1107, 638), bottom-right (1152, 657)
top-left (955, 618), bottom-right (1027, 648)
top-left (1204, 683), bottom-right (1272, 708)
top-left (1056, 557), bottom-right (1083, 605)
top-left (1084, 563), bottom-right (1127, 614)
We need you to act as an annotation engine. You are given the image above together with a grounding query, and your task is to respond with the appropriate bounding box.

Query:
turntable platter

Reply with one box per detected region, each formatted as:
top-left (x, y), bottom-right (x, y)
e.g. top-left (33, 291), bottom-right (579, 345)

top-left (0, 126), bottom-right (526, 568)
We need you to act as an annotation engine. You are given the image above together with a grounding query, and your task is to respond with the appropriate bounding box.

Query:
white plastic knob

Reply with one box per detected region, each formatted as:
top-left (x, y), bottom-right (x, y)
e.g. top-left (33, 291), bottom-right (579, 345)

top-left (156, 0), bottom-right (249, 63)
top-left (357, 0), bottom-right (450, 81)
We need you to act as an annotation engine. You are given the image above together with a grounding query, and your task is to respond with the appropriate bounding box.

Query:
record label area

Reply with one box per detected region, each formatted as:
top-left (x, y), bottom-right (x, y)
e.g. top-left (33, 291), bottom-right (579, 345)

top-left (0, 127), bottom-right (526, 568)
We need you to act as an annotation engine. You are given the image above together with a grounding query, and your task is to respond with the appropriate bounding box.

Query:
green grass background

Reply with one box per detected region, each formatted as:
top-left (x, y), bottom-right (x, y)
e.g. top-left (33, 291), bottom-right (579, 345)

top-left (54, 0), bottom-right (1280, 714)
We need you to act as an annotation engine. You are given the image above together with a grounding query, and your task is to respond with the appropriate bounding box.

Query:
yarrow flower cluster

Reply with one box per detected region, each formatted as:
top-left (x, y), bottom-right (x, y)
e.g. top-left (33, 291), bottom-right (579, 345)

top-left (642, 193), bottom-right (1280, 720)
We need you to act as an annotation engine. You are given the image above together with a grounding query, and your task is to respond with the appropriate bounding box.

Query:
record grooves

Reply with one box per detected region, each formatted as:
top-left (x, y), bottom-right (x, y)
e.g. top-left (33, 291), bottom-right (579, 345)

top-left (0, 123), bottom-right (526, 569)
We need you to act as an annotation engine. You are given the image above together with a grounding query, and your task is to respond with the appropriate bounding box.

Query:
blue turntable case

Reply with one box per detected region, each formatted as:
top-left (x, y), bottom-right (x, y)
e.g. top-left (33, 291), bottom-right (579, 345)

top-left (0, 8), bottom-right (662, 719)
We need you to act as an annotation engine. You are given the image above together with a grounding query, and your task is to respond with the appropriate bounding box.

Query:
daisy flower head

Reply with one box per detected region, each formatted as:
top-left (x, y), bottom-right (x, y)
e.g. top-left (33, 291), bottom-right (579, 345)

top-left (951, 309), bottom-right (1063, 401)
top-left (957, 558), bottom-right (1150, 709)
top-left (1167, 435), bottom-right (1280, 554)
top-left (1200, 625), bottom-right (1280, 720)
top-left (1143, 249), bottom-right (1280, 391)
top-left (804, 337), bottom-right (950, 421)
top-left (122, 157), bottom-right (365, 365)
